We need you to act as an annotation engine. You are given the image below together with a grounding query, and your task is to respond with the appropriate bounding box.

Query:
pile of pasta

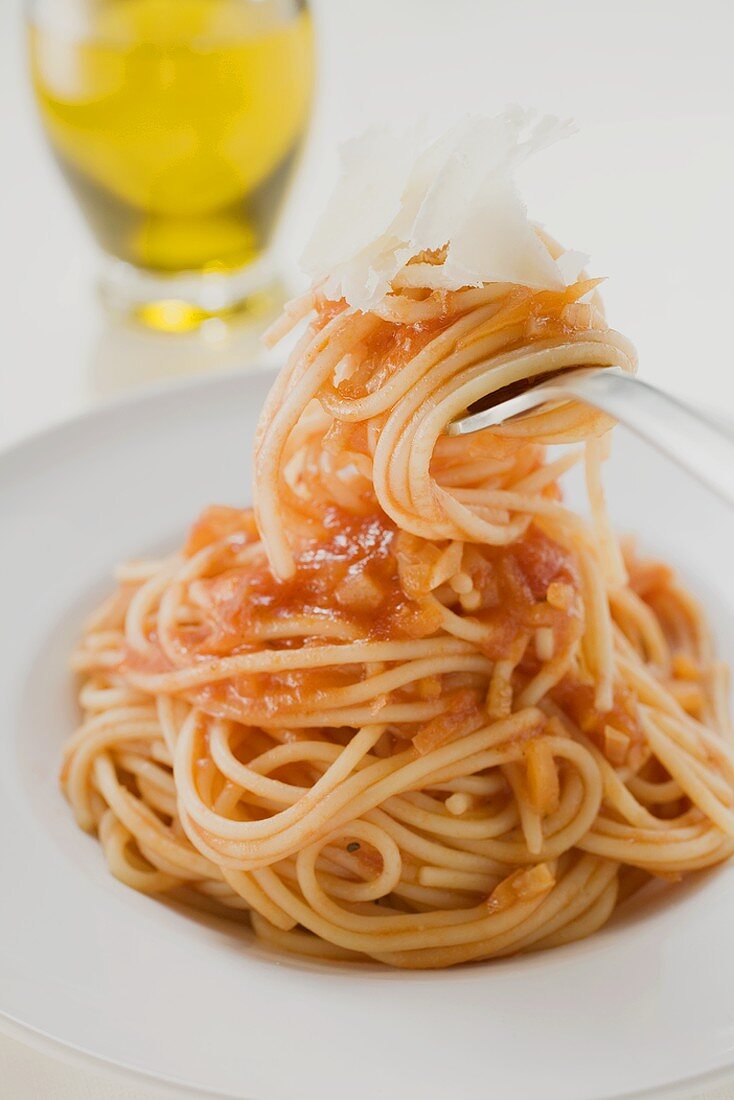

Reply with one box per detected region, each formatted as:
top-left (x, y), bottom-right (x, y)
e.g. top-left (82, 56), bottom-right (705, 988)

top-left (64, 265), bottom-right (734, 968)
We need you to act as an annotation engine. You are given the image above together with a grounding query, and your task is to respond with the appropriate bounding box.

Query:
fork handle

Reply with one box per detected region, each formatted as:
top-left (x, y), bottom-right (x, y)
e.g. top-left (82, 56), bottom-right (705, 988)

top-left (562, 371), bottom-right (734, 508)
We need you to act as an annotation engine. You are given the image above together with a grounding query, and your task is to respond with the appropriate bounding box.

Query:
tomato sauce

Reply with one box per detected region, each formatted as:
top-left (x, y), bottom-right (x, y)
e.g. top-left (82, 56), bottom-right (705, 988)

top-left (130, 504), bottom-right (590, 729)
top-left (187, 509), bottom-right (580, 656)
top-left (190, 510), bottom-right (432, 646)
top-left (551, 676), bottom-right (643, 754)
top-left (464, 527), bottom-right (581, 662)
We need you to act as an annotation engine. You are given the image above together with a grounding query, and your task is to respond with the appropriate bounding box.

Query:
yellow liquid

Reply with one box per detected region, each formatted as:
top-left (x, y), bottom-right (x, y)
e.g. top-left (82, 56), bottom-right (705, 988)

top-left (29, 0), bottom-right (314, 274)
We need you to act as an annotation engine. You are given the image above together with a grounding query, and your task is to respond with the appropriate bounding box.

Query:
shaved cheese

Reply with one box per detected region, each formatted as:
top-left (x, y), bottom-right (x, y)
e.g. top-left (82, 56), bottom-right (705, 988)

top-left (302, 107), bottom-right (588, 311)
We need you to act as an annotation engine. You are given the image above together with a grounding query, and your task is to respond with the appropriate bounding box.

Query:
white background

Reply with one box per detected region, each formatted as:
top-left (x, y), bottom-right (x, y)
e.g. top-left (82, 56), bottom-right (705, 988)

top-left (2, 0), bottom-right (734, 1095)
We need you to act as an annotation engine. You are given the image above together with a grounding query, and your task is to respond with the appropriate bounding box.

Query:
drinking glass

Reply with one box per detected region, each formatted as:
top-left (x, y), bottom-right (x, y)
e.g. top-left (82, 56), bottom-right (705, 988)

top-left (27, 0), bottom-right (315, 332)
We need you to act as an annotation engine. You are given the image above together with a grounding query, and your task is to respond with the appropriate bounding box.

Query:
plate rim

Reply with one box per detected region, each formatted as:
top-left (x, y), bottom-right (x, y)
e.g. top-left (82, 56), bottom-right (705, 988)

top-left (4, 1012), bottom-right (734, 1100)
top-left (0, 361), bottom-right (278, 468)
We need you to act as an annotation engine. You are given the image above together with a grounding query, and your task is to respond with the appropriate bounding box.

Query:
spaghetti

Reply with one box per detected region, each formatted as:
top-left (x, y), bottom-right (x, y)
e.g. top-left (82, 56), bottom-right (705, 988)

top-left (64, 190), bottom-right (734, 972)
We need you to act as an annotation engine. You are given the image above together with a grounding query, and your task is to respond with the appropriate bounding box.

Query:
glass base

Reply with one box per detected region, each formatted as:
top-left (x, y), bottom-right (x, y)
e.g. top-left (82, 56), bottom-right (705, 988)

top-left (99, 257), bottom-right (285, 335)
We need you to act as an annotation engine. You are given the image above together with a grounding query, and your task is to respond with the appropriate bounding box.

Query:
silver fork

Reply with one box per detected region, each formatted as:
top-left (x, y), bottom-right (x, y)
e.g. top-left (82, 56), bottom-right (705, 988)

top-left (446, 366), bottom-right (734, 507)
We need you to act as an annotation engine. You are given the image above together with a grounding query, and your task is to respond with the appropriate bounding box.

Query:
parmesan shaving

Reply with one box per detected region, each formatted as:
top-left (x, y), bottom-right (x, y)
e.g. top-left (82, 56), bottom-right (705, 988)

top-left (302, 107), bottom-right (588, 311)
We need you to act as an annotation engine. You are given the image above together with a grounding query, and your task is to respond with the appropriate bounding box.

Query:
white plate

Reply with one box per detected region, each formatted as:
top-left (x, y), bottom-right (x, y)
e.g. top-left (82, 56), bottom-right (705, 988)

top-left (2, 369), bottom-right (734, 1100)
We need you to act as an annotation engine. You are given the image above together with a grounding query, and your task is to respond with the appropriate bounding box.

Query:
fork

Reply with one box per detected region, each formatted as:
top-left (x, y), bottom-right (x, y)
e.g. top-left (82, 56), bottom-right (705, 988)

top-left (446, 366), bottom-right (734, 507)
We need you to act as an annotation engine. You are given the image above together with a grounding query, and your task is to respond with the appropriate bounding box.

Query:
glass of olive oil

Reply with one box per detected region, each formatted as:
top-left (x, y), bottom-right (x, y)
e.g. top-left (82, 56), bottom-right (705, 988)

top-left (27, 0), bottom-right (314, 332)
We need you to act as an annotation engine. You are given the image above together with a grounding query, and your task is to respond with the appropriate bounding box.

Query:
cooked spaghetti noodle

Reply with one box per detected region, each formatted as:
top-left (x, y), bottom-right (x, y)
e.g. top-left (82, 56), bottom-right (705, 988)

top-left (64, 132), bottom-right (734, 969)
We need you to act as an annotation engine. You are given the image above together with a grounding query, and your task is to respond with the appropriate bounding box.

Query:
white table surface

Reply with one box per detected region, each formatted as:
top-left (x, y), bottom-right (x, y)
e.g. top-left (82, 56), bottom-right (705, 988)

top-left (2, 0), bottom-right (734, 1095)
